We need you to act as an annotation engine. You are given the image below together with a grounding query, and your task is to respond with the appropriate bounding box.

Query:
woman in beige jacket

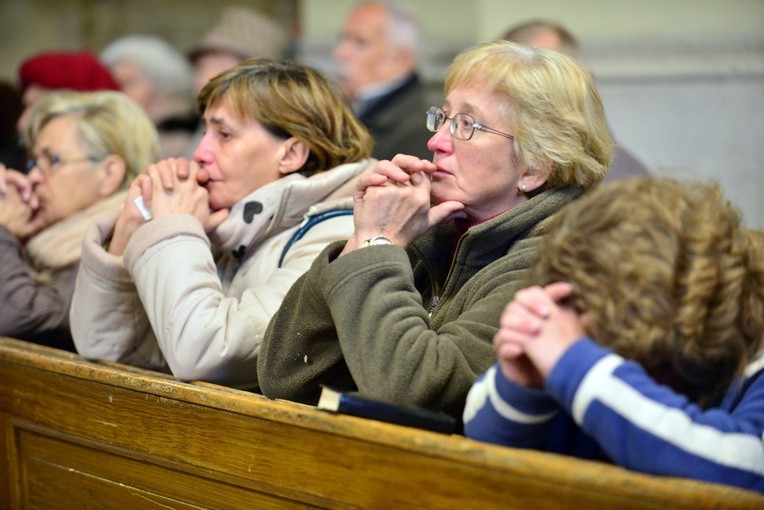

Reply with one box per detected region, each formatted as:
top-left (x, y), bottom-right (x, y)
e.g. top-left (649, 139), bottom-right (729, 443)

top-left (70, 59), bottom-right (374, 389)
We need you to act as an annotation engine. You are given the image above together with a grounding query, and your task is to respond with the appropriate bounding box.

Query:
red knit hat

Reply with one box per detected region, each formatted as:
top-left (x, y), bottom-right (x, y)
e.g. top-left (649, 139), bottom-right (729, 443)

top-left (19, 51), bottom-right (121, 92)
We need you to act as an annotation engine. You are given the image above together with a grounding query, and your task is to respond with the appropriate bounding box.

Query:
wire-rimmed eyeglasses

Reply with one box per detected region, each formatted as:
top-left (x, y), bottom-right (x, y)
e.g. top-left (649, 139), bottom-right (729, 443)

top-left (425, 106), bottom-right (514, 141)
top-left (26, 151), bottom-right (99, 177)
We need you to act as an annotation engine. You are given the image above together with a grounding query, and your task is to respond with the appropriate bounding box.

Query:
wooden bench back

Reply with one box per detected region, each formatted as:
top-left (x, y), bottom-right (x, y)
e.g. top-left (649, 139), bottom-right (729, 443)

top-left (0, 338), bottom-right (760, 509)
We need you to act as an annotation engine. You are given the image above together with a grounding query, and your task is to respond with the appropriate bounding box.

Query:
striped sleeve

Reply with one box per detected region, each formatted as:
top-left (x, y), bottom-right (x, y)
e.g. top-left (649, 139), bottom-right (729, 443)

top-left (548, 339), bottom-right (764, 492)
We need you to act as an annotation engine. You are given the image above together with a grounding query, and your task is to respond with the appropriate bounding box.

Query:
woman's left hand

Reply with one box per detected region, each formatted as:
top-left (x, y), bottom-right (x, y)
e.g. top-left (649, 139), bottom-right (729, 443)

top-left (0, 167), bottom-right (45, 239)
top-left (145, 158), bottom-right (228, 232)
top-left (0, 180), bottom-right (38, 239)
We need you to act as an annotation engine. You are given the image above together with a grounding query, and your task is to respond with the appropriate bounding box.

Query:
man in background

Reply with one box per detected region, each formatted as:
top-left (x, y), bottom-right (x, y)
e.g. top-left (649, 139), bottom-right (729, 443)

top-left (504, 20), bottom-right (652, 183)
top-left (101, 35), bottom-right (197, 158)
top-left (333, 1), bottom-right (431, 161)
top-left (188, 6), bottom-right (288, 97)
top-left (184, 5), bottom-right (289, 158)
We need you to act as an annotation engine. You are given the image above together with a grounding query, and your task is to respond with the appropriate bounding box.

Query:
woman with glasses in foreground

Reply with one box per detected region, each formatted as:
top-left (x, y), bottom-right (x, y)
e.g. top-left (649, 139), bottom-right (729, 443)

top-left (258, 40), bottom-right (613, 418)
top-left (0, 91), bottom-right (159, 349)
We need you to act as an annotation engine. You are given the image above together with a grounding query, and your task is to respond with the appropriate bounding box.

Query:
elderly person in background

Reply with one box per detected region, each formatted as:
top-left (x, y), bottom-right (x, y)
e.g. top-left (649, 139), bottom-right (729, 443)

top-left (184, 6), bottom-right (288, 159)
top-left (257, 40), bottom-right (613, 418)
top-left (101, 35), bottom-right (197, 158)
top-left (502, 20), bottom-right (581, 56)
top-left (333, 0), bottom-right (431, 160)
top-left (464, 179), bottom-right (764, 492)
top-left (502, 19), bottom-right (651, 183)
top-left (71, 59), bottom-right (374, 389)
top-left (16, 51), bottom-right (121, 133)
top-left (0, 91), bottom-right (159, 350)
top-left (188, 6), bottom-right (288, 97)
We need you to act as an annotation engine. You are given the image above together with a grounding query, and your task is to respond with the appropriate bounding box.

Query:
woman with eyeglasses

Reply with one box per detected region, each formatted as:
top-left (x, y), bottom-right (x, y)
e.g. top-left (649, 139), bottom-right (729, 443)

top-left (257, 40), bottom-right (614, 418)
top-left (0, 90), bottom-right (159, 349)
top-left (69, 59), bottom-right (374, 389)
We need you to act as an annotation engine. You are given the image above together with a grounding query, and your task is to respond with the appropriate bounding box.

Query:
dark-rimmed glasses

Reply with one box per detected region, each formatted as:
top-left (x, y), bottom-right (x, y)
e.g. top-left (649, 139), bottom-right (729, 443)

top-left (425, 106), bottom-right (514, 141)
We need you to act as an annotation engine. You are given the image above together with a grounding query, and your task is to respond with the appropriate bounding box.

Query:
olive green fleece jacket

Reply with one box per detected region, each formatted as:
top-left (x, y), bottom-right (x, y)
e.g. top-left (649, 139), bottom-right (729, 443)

top-left (257, 186), bottom-right (582, 418)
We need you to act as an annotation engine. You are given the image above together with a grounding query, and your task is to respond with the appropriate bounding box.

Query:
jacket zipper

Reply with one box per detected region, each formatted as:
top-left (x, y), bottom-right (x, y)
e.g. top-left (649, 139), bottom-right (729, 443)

top-left (427, 232), bottom-right (467, 318)
top-left (428, 296), bottom-right (440, 317)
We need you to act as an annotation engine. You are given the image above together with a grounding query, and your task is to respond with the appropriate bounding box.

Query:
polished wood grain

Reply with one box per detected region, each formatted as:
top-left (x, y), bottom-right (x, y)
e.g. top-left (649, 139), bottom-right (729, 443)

top-left (0, 337), bottom-right (760, 509)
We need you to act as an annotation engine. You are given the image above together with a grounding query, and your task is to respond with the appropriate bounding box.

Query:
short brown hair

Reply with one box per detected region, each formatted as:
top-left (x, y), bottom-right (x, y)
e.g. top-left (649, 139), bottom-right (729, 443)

top-left (198, 58), bottom-right (372, 176)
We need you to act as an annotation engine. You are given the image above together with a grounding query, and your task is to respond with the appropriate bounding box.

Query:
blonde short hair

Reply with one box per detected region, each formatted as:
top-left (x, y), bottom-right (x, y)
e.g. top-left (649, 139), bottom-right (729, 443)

top-left (24, 90), bottom-right (159, 187)
top-left (527, 178), bottom-right (764, 407)
top-left (198, 58), bottom-right (372, 177)
top-left (445, 40), bottom-right (612, 190)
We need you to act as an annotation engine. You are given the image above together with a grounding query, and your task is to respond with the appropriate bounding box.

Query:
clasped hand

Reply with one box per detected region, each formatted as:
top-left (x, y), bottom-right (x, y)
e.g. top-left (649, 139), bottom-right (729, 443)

top-left (0, 163), bottom-right (46, 239)
top-left (343, 154), bottom-right (466, 253)
top-left (109, 158), bottom-right (229, 255)
top-left (494, 282), bottom-right (587, 388)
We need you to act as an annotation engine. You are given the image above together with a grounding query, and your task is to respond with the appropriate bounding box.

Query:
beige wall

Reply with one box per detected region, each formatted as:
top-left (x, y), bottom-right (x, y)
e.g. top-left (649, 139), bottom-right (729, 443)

top-left (2, 0), bottom-right (763, 227)
top-left (478, 0), bottom-right (764, 40)
top-left (301, 0), bottom-right (764, 43)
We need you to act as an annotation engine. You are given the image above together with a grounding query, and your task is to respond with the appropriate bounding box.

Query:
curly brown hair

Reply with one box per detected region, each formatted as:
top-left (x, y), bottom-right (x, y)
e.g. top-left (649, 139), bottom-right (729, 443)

top-left (527, 178), bottom-right (764, 407)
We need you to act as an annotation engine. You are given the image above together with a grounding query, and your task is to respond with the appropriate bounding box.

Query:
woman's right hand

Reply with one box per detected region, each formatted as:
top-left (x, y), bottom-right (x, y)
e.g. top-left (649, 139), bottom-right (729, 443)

top-left (0, 181), bottom-right (36, 238)
top-left (145, 158), bottom-right (228, 233)
top-left (342, 155), bottom-right (466, 254)
top-left (0, 163), bottom-right (37, 207)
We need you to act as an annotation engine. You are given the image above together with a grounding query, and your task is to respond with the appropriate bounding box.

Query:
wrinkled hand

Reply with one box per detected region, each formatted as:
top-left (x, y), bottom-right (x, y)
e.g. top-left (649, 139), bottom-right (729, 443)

top-left (0, 183), bottom-right (33, 238)
top-left (494, 283), bottom-right (583, 387)
top-left (108, 158), bottom-right (226, 256)
top-left (343, 155), bottom-right (465, 253)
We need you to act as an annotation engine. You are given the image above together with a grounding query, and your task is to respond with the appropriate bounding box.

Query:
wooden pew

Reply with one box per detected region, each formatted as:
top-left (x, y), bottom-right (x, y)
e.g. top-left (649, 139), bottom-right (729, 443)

top-left (0, 337), bottom-right (760, 509)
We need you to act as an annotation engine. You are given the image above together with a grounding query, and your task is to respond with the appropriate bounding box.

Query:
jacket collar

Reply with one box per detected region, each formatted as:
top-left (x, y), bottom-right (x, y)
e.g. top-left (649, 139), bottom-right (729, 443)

top-left (209, 159), bottom-right (374, 257)
top-left (412, 186), bottom-right (583, 280)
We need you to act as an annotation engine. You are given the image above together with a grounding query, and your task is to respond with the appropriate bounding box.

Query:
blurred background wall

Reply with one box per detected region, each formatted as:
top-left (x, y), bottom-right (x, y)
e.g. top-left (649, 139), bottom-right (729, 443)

top-left (1, 0), bottom-right (762, 228)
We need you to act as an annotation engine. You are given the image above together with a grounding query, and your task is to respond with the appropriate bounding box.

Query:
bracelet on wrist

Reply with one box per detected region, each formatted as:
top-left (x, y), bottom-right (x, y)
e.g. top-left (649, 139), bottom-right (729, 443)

top-left (361, 235), bottom-right (395, 248)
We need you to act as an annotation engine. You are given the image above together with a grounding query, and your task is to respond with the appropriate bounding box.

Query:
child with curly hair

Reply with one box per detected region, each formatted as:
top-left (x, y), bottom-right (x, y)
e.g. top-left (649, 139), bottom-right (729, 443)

top-left (464, 178), bottom-right (764, 492)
